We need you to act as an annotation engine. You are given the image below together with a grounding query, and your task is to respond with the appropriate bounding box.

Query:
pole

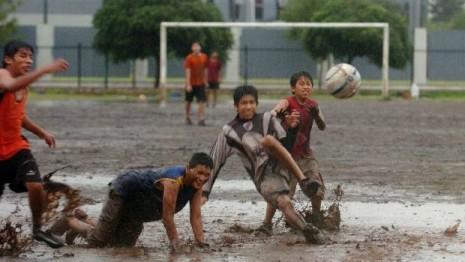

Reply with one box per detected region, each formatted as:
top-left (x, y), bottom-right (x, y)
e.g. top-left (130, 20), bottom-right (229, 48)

top-left (160, 24), bottom-right (167, 107)
top-left (244, 45), bottom-right (248, 86)
top-left (104, 53), bottom-right (109, 90)
top-left (77, 43), bottom-right (82, 90)
top-left (43, 0), bottom-right (48, 24)
top-left (382, 24), bottom-right (390, 98)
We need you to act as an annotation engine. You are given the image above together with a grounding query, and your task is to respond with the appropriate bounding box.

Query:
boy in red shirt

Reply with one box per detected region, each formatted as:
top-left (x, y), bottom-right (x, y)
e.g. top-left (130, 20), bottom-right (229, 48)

top-left (261, 71), bottom-right (327, 234)
top-left (207, 50), bottom-right (222, 108)
top-left (184, 42), bottom-right (208, 126)
top-left (0, 40), bottom-right (69, 248)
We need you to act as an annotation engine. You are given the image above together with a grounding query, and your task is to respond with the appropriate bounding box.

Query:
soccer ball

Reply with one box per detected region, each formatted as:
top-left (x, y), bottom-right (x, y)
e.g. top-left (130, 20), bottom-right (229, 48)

top-left (323, 63), bottom-right (361, 99)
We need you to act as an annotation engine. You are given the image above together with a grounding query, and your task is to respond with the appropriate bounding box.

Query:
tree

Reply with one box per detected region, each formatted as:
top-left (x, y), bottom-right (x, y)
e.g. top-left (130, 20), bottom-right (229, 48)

top-left (448, 11), bottom-right (465, 29)
top-left (93, 0), bottom-right (233, 88)
top-left (280, 0), bottom-right (411, 69)
top-left (0, 0), bottom-right (19, 42)
top-left (430, 0), bottom-right (465, 23)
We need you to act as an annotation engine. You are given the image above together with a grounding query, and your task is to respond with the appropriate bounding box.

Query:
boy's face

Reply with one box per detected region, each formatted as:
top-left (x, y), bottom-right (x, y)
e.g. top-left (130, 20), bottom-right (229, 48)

top-left (292, 76), bottom-right (313, 100)
top-left (189, 164), bottom-right (211, 189)
top-left (192, 43), bottom-right (201, 54)
top-left (4, 48), bottom-right (34, 75)
top-left (235, 94), bottom-right (257, 121)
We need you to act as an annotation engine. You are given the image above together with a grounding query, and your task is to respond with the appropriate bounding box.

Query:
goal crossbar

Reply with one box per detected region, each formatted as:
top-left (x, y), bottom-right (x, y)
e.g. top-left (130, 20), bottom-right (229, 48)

top-left (159, 21), bottom-right (390, 104)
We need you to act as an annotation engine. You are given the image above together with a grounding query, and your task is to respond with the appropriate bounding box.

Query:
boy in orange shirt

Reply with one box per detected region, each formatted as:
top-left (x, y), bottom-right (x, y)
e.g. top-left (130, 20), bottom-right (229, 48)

top-left (0, 40), bottom-right (69, 248)
top-left (184, 42), bottom-right (208, 126)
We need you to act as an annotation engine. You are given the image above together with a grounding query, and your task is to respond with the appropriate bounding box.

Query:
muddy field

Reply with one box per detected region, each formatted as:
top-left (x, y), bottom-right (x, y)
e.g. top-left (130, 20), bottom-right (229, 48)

top-left (1, 96), bottom-right (465, 261)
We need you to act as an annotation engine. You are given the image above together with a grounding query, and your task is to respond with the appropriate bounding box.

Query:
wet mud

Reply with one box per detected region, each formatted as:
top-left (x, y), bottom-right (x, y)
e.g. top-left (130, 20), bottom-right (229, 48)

top-left (1, 98), bottom-right (465, 261)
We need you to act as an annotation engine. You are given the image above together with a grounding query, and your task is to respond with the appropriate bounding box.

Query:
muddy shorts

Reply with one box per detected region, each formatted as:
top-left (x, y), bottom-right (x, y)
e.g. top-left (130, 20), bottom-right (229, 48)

top-left (0, 149), bottom-right (42, 196)
top-left (256, 163), bottom-right (291, 208)
top-left (86, 189), bottom-right (144, 247)
top-left (185, 85), bottom-right (207, 102)
top-left (289, 156), bottom-right (325, 200)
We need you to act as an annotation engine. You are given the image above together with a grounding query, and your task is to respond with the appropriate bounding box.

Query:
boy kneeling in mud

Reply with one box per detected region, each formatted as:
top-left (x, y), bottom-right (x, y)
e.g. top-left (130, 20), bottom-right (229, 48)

top-left (202, 85), bottom-right (324, 243)
top-left (50, 152), bottom-right (213, 251)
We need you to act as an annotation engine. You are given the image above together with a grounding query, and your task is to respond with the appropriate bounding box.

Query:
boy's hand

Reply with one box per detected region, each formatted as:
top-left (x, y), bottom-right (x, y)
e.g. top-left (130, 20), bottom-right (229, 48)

top-left (170, 238), bottom-right (187, 253)
top-left (42, 132), bottom-right (56, 148)
top-left (44, 59), bottom-right (69, 74)
top-left (285, 110), bottom-right (300, 128)
top-left (186, 84), bottom-right (192, 92)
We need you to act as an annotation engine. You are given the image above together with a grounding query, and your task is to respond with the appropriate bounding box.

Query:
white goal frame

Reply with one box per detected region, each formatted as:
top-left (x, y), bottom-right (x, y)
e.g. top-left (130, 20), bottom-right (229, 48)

top-left (159, 21), bottom-right (389, 105)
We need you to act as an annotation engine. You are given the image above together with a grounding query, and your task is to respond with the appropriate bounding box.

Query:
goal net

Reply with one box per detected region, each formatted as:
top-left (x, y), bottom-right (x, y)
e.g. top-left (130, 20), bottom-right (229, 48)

top-left (159, 22), bottom-right (389, 104)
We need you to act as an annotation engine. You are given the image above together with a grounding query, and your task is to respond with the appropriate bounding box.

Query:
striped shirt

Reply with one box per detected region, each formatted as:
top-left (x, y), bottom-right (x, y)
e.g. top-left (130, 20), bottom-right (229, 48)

top-left (203, 112), bottom-right (286, 196)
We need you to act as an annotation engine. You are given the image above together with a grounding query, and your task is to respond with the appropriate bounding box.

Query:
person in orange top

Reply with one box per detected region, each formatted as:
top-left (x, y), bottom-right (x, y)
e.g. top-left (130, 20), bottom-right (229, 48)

top-left (0, 40), bottom-right (69, 248)
top-left (184, 42), bottom-right (208, 126)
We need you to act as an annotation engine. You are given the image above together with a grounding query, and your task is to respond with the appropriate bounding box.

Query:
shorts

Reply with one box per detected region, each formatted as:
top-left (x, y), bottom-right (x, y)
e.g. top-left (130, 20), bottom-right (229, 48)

top-left (185, 85), bottom-right (207, 103)
top-left (256, 162), bottom-right (291, 208)
top-left (289, 156), bottom-right (325, 200)
top-left (0, 149), bottom-right (42, 196)
top-left (208, 82), bottom-right (220, 90)
top-left (86, 189), bottom-right (144, 247)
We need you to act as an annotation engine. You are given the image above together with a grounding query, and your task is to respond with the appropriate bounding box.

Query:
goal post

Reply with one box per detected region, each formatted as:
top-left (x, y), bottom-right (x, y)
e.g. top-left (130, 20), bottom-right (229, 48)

top-left (159, 21), bottom-right (389, 105)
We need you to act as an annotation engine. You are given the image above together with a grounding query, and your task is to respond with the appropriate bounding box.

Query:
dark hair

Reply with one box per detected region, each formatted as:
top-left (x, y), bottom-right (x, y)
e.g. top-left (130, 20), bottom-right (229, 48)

top-left (2, 40), bottom-right (34, 68)
top-left (233, 85), bottom-right (258, 105)
top-left (290, 71), bottom-right (314, 87)
top-left (189, 152), bottom-right (213, 169)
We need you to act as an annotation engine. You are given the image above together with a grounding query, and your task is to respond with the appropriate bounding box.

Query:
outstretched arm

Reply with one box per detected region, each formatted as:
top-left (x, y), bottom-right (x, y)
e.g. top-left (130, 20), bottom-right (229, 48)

top-left (0, 59), bottom-right (69, 93)
top-left (22, 115), bottom-right (56, 148)
top-left (202, 130), bottom-right (233, 202)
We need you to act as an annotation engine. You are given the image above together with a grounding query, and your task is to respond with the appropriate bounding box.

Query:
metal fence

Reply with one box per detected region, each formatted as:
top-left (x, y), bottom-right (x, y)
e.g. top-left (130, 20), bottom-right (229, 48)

top-left (3, 43), bottom-right (465, 90)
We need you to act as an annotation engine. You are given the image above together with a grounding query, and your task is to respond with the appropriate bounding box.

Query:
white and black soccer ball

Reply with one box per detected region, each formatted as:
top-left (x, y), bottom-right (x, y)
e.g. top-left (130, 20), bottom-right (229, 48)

top-left (324, 63), bottom-right (361, 99)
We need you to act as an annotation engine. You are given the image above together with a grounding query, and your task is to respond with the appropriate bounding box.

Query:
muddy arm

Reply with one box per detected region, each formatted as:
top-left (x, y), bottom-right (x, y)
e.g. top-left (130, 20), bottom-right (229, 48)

top-left (190, 189), bottom-right (205, 244)
top-left (160, 180), bottom-right (180, 246)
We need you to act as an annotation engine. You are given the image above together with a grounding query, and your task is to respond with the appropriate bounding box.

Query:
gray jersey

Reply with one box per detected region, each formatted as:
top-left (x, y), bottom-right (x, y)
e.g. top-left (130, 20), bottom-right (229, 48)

top-left (203, 112), bottom-right (286, 196)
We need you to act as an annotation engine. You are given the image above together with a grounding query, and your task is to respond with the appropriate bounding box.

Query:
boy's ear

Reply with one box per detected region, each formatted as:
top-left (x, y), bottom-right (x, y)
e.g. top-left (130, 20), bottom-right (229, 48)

top-left (3, 56), bottom-right (13, 66)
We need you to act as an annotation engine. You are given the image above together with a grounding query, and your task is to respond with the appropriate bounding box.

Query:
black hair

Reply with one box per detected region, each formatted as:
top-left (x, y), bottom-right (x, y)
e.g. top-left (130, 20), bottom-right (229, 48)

top-left (189, 152), bottom-right (213, 169)
top-left (290, 71), bottom-right (314, 87)
top-left (2, 40), bottom-right (34, 68)
top-left (233, 85), bottom-right (258, 105)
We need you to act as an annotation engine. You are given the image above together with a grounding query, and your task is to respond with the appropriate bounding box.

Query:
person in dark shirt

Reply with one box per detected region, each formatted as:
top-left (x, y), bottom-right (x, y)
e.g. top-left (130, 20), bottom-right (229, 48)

top-left (52, 152), bottom-right (213, 252)
top-left (263, 71), bottom-right (328, 233)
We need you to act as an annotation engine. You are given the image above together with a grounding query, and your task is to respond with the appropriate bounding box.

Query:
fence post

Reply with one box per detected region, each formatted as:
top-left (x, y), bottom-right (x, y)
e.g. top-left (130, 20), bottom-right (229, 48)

top-left (244, 45), bottom-right (248, 86)
top-left (77, 43), bottom-right (82, 90)
top-left (104, 53), bottom-right (109, 90)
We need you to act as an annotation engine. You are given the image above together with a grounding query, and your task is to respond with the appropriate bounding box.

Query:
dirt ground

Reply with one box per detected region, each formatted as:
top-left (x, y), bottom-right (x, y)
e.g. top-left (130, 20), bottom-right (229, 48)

top-left (1, 96), bottom-right (465, 261)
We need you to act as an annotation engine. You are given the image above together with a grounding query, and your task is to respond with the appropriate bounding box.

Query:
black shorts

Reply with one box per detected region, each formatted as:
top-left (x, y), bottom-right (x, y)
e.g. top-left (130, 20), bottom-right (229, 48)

top-left (208, 82), bottom-right (220, 90)
top-left (0, 149), bottom-right (42, 196)
top-left (185, 85), bottom-right (207, 102)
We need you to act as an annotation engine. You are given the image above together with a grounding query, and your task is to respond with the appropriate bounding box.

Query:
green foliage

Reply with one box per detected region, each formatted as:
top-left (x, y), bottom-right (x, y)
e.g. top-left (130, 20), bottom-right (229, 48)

top-left (280, 0), bottom-right (411, 69)
top-left (0, 0), bottom-right (18, 42)
top-left (430, 0), bottom-right (465, 23)
top-left (446, 11), bottom-right (465, 29)
top-left (93, 0), bottom-right (233, 62)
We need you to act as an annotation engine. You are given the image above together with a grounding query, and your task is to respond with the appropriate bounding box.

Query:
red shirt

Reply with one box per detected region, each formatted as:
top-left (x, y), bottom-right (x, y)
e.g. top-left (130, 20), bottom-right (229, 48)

top-left (285, 96), bottom-right (318, 160)
top-left (184, 53), bottom-right (208, 86)
top-left (0, 89), bottom-right (29, 160)
top-left (207, 58), bottom-right (222, 83)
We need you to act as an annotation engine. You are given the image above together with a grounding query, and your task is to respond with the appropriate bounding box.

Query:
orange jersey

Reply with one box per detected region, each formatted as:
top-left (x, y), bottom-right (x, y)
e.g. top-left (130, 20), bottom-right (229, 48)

top-left (184, 53), bottom-right (208, 86)
top-left (0, 89), bottom-right (29, 160)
